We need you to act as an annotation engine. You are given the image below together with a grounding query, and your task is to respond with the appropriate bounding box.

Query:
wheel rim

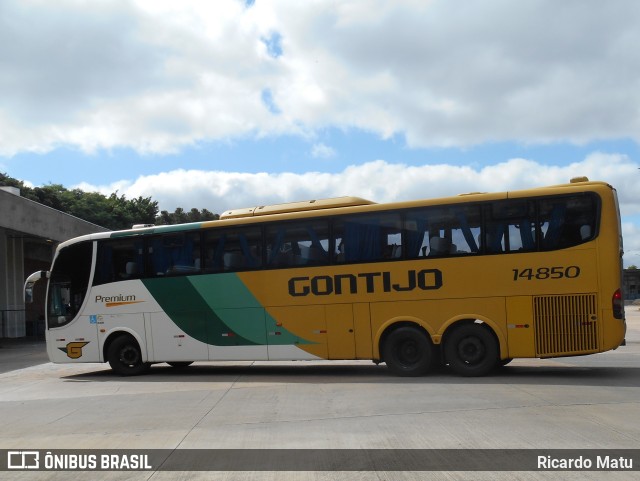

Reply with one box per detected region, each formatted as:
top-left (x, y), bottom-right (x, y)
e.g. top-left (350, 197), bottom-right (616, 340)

top-left (457, 336), bottom-right (485, 365)
top-left (119, 346), bottom-right (140, 366)
top-left (397, 339), bottom-right (420, 366)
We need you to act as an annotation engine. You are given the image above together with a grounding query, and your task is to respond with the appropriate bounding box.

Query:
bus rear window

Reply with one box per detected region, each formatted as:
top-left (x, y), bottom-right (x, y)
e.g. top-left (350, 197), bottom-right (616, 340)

top-left (539, 194), bottom-right (599, 250)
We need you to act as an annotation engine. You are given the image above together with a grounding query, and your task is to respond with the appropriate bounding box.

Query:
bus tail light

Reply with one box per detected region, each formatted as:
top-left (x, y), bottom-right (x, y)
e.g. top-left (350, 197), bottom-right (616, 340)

top-left (612, 289), bottom-right (623, 319)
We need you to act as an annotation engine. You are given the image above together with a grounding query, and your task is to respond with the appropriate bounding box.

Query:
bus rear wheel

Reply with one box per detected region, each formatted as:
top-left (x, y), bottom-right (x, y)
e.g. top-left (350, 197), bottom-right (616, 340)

top-left (382, 326), bottom-right (434, 377)
top-left (444, 323), bottom-right (498, 377)
top-left (107, 335), bottom-right (150, 376)
top-left (498, 357), bottom-right (513, 367)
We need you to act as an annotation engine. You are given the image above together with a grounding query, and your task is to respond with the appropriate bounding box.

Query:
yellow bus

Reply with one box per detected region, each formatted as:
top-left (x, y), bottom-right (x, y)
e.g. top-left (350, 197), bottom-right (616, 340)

top-left (24, 177), bottom-right (626, 377)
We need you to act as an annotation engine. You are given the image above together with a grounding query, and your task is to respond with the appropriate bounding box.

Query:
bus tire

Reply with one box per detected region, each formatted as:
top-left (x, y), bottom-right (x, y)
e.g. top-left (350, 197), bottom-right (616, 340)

top-left (444, 323), bottom-right (498, 377)
top-left (382, 326), bottom-right (434, 377)
top-left (167, 361), bottom-right (193, 368)
top-left (107, 335), bottom-right (150, 376)
top-left (498, 357), bottom-right (513, 367)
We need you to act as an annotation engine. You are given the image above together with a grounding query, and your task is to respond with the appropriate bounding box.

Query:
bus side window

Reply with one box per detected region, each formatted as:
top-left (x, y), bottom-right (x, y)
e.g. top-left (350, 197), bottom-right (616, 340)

top-left (202, 231), bottom-right (226, 273)
top-left (333, 213), bottom-right (402, 263)
top-left (539, 194), bottom-right (598, 250)
top-left (147, 233), bottom-right (202, 277)
top-left (450, 206), bottom-right (481, 254)
top-left (408, 205), bottom-right (480, 257)
top-left (485, 200), bottom-right (536, 253)
top-left (266, 221), bottom-right (329, 268)
top-left (405, 212), bottom-right (430, 257)
top-left (215, 227), bottom-right (262, 272)
top-left (429, 236), bottom-right (451, 256)
top-left (334, 237), bottom-right (345, 262)
top-left (94, 239), bottom-right (144, 285)
top-left (266, 225), bottom-right (293, 267)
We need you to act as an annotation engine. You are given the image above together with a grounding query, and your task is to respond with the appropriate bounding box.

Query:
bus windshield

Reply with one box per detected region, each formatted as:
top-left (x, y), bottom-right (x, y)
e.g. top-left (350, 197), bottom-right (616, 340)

top-left (47, 241), bottom-right (93, 328)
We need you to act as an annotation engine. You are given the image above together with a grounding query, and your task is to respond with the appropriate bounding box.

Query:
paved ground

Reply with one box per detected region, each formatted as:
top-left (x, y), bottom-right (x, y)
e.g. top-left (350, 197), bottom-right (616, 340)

top-left (0, 307), bottom-right (639, 480)
top-left (0, 337), bottom-right (47, 374)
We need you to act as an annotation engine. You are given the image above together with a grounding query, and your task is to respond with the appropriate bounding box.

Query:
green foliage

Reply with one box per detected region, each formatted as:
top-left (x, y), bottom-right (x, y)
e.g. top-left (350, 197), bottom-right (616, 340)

top-left (1, 173), bottom-right (218, 229)
top-left (156, 207), bottom-right (219, 225)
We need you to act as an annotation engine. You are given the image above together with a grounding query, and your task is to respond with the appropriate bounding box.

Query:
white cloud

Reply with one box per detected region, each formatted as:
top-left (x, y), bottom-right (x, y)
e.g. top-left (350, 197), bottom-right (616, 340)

top-left (622, 222), bottom-right (640, 268)
top-left (75, 152), bottom-right (640, 264)
top-left (311, 142), bottom-right (335, 159)
top-left (2, 0), bottom-right (640, 155)
top-left (77, 152), bottom-right (638, 215)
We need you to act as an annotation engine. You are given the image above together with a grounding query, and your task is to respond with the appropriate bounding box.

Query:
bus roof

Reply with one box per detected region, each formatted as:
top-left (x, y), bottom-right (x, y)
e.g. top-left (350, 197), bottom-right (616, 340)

top-left (220, 196), bottom-right (375, 219)
top-left (54, 178), bottom-right (614, 248)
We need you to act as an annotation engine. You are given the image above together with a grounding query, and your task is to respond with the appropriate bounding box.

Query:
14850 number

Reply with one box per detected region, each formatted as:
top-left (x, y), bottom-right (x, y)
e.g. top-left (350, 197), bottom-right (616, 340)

top-left (512, 266), bottom-right (580, 281)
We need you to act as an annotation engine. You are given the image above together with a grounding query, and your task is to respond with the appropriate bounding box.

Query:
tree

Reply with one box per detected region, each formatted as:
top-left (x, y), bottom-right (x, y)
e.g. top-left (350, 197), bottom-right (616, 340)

top-left (106, 193), bottom-right (158, 229)
top-left (155, 207), bottom-right (218, 225)
top-left (1, 173), bottom-right (219, 229)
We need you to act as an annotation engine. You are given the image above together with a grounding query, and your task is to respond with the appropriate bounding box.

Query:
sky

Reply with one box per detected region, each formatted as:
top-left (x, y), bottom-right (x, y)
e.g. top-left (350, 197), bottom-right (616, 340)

top-left (1, 0), bottom-right (640, 266)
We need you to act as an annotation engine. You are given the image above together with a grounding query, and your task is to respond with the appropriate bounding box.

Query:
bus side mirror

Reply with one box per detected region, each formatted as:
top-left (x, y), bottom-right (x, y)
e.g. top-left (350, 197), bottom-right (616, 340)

top-left (24, 271), bottom-right (49, 304)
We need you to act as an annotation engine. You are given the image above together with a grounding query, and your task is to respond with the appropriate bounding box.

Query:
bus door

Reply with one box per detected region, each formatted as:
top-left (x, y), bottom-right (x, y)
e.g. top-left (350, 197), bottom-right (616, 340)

top-left (326, 304), bottom-right (356, 359)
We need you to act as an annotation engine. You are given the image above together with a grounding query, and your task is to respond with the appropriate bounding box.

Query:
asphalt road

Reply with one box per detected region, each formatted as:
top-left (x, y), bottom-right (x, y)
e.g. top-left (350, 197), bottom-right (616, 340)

top-left (1, 307), bottom-right (639, 480)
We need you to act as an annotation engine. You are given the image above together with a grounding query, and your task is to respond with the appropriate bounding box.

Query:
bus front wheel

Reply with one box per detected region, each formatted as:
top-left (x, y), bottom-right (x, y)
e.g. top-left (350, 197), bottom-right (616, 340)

top-left (382, 326), bottom-right (434, 377)
top-left (107, 335), bottom-right (150, 376)
top-left (444, 323), bottom-right (498, 377)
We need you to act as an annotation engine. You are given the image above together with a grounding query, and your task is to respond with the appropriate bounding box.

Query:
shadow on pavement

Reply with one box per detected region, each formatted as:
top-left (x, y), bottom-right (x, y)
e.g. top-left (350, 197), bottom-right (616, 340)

top-left (60, 361), bottom-right (640, 389)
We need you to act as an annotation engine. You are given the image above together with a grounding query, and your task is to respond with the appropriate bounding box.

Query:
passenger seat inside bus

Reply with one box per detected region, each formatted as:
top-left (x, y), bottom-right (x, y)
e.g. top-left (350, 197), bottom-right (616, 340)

top-left (121, 261), bottom-right (138, 279)
top-left (429, 237), bottom-right (451, 256)
top-left (224, 252), bottom-right (245, 270)
top-left (580, 225), bottom-right (592, 240)
top-left (305, 246), bottom-right (326, 264)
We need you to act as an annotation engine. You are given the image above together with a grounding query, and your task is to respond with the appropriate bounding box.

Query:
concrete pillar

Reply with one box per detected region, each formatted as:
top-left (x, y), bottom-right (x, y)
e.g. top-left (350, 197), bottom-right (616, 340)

top-left (0, 228), bottom-right (26, 337)
top-left (0, 228), bottom-right (5, 337)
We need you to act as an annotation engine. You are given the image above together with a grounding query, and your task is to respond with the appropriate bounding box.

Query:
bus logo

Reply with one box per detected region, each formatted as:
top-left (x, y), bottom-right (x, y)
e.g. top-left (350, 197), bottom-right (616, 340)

top-left (94, 294), bottom-right (144, 308)
top-left (7, 451), bottom-right (39, 470)
top-left (288, 269), bottom-right (443, 297)
top-left (59, 342), bottom-right (89, 359)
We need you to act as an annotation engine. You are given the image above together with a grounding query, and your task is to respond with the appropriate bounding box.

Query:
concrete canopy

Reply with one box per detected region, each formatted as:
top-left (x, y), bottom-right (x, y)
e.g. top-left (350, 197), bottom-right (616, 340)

top-left (1, 187), bottom-right (109, 338)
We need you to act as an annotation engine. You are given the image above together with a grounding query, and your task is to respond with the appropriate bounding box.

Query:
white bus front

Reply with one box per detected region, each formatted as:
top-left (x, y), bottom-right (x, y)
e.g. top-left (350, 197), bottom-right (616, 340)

top-left (26, 240), bottom-right (100, 363)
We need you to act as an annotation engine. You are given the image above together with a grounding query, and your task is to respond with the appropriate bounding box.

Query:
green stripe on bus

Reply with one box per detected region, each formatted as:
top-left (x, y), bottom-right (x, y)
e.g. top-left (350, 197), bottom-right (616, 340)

top-left (142, 276), bottom-right (259, 346)
top-left (110, 223), bottom-right (204, 238)
top-left (142, 274), bottom-right (309, 346)
top-left (188, 274), bottom-right (305, 345)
